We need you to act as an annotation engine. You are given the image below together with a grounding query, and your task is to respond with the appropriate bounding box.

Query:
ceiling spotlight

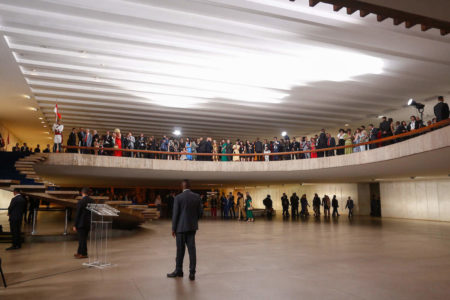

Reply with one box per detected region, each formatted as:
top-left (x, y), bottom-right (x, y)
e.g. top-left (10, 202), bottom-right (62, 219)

top-left (173, 129), bottom-right (181, 136)
top-left (345, 123), bottom-right (349, 127)
top-left (41, 121), bottom-right (45, 123)
top-left (30, 107), bottom-right (38, 111)
top-left (377, 115), bottom-right (384, 119)
top-left (43, 125), bottom-right (47, 127)
top-left (39, 117), bottom-right (43, 120)
top-left (281, 131), bottom-right (287, 137)
top-left (24, 95), bottom-right (31, 99)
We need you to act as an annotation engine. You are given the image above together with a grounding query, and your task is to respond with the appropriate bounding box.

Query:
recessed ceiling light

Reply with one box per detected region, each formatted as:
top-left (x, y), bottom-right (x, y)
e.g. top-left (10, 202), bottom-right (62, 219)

top-left (345, 124), bottom-right (349, 127)
top-left (30, 107), bottom-right (38, 111)
top-left (41, 121), bottom-right (45, 123)
top-left (24, 95), bottom-right (31, 99)
top-left (43, 125), bottom-right (47, 127)
top-left (39, 117), bottom-right (43, 120)
top-left (281, 131), bottom-right (287, 136)
top-left (172, 129), bottom-right (181, 136)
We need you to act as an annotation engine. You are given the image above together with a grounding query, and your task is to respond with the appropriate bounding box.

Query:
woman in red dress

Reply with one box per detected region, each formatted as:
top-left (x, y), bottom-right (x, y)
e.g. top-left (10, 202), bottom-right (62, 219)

top-left (310, 137), bottom-right (317, 158)
top-left (113, 128), bottom-right (122, 157)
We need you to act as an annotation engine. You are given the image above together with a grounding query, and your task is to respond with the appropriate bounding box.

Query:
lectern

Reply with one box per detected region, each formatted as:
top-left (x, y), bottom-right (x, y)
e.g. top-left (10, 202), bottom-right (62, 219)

top-left (83, 204), bottom-right (119, 269)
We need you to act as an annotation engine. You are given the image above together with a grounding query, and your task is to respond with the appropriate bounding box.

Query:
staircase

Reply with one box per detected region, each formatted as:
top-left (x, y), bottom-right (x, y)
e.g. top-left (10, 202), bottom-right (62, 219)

top-left (1, 153), bottom-right (160, 227)
top-left (14, 153), bottom-right (53, 185)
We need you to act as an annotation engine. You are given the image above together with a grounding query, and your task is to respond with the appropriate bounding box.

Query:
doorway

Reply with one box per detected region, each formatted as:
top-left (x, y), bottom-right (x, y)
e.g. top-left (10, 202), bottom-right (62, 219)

top-left (369, 183), bottom-right (381, 217)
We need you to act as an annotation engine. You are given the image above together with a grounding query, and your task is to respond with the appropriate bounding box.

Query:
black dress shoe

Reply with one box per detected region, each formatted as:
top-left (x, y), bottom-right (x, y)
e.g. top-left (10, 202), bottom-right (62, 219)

top-left (189, 273), bottom-right (195, 281)
top-left (6, 246), bottom-right (19, 251)
top-left (167, 271), bottom-right (183, 278)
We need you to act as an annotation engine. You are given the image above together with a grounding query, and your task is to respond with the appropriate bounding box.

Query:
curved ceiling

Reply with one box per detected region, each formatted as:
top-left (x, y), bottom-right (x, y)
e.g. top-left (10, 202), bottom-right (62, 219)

top-left (0, 0), bottom-right (449, 142)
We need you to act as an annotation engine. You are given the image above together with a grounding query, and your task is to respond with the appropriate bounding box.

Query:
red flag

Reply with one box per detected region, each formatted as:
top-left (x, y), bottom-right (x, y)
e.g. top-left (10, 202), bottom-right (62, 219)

top-left (54, 103), bottom-right (62, 120)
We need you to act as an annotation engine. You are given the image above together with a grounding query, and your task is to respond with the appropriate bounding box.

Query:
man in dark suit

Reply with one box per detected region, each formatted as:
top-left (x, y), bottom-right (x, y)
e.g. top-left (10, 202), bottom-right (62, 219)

top-left (379, 116), bottom-right (391, 145)
top-left (290, 193), bottom-right (299, 218)
top-left (103, 131), bottom-right (114, 156)
top-left (368, 124), bottom-right (379, 149)
top-left (12, 143), bottom-right (20, 152)
top-left (434, 96), bottom-right (449, 122)
top-left (73, 187), bottom-right (93, 258)
top-left (7, 189), bottom-right (26, 250)
top-left (254, 137), bottom-right (263, 161)
top-left (67, 128), bottom-right (77, 153)
top-left (345, 196), bottom-right (354, 218)
top-left (317, 129), bottom-right (327, 158)
top-left (281, 193), bottom-right (289, 217)
top-left (325, 133), bottom-right (336, 156)
top-left (407, 116), bottom-right (419, 131)
top-left (205, 137), bottom-right (213, 161)
top-left (168, 180), bottom-right (202, 281)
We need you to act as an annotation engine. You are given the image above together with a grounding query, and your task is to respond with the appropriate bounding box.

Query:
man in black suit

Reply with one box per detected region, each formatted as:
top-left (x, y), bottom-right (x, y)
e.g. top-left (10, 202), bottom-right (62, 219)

top-left (73, 187), bottom-right (93, 258)
top-left (325, 133), bottom-right (336, 156)
top-left (168, 180), bottom-right (202, 281)
top-left (12, 143), bottom-right (20, 152)
top-left (205, 137), bottom-right (213, 161)
top-left (317, 129), bottom-right (327, 158)
top-left (7, 189), bottom-right (26, 250)
top-left (407, 116), bottom-right (419, 131)
top-left (281, 193), bottom-right (289, 217)
top-left (379, 116), bottom-right (391, 145)
top-left (290, 193), bottom-right (299, 218)
top-left (20, 143), bottom-right (29, 153)
top-left (345, 196), bottom-right (354, 218)
top-left (434, 96), bottom-right (449, 122)
top-left (254, 137), bottom-right (263, 161)
top-left (368, 124), bottom-right (379, 149)
top-left (67, 128), bottom-right (77, 153)
top-left (103, 131), bottom-right (114, 156)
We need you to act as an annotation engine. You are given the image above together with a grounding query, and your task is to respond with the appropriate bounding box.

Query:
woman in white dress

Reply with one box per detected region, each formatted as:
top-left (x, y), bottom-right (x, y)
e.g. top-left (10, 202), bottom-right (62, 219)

top-left (232, 141), bottom-right (240, 161)
top-left (264, 146), bottom-right (271, 162)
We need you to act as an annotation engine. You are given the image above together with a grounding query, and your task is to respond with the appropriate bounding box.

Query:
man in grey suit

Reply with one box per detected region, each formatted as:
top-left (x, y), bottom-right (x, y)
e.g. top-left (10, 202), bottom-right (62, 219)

top-left (167, 180), bottom-right (202, 281)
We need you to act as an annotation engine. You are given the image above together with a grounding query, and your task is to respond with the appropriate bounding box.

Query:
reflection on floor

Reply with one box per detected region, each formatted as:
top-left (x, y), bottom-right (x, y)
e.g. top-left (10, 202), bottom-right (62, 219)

top-left (1, 216), bottom-right (450, 299)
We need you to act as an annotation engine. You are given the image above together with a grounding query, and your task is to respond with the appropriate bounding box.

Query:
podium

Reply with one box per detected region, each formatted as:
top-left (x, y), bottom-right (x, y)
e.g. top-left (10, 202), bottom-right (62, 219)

top-left (83, 204), bottom-right (119, 269)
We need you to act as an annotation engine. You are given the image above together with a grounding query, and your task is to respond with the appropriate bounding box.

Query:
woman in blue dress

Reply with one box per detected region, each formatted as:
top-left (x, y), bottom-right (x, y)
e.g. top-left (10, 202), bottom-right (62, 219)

top-left (186, 137), bottom-right (192, 160)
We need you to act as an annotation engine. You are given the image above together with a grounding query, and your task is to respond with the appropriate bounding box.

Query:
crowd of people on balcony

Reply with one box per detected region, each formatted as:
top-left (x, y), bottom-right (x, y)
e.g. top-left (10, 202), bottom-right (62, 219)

top-left (2, 96), bottom-right (448, 159)
top-left (56, 96), bottom-right (447, 160)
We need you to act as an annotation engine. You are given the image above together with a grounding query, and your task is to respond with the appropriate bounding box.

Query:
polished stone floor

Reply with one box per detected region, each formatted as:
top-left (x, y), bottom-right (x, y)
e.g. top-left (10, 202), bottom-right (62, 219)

top-left (1, 216), bottom-right (450, 299)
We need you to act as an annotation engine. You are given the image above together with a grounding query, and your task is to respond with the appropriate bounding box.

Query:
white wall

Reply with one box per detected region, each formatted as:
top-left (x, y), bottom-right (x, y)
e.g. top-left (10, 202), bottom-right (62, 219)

top-left (219, 182), bottom-right (370, 215)
top-left (0, 123), bottom-right (22, 151)
top-left (0, 189), bottom-right (13, 217)
top-left (380, 179), bottom-right (450, 221)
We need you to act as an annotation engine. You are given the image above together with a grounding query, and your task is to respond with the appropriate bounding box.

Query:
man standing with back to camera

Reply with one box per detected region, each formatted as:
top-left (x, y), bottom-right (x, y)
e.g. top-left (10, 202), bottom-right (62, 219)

top-left (73, 187), bottom-right (93, 259)
top-left (168, 180), bottom-right (202, 281)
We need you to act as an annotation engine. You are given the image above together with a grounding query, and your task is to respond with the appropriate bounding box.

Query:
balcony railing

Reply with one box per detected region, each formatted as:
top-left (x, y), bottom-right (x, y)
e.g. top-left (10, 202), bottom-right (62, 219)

top-left (61, 119), bottom-right (450, 159)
